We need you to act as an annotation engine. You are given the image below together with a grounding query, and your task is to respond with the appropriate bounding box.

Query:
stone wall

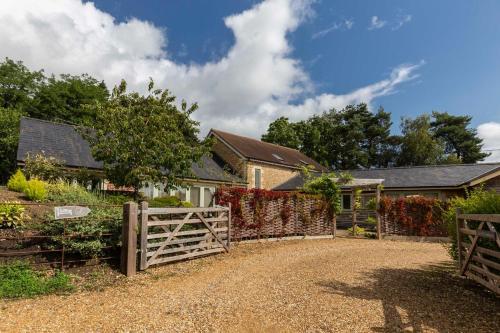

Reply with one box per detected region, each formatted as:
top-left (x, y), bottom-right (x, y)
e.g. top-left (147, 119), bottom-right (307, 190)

top-left (246, 162), bottom-right (299, 190)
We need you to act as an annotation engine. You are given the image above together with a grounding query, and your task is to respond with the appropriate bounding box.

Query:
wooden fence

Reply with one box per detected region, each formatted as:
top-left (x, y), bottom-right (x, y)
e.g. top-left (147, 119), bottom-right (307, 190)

top-left (456, 211), bottom-right (500, 294)
top-left (121, 202), bottom-right (231, 275)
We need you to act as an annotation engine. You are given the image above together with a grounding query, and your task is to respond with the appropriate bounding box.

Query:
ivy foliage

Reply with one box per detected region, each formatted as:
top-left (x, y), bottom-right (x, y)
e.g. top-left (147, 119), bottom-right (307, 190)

top-left (301, 168), bottom-right (351, 215)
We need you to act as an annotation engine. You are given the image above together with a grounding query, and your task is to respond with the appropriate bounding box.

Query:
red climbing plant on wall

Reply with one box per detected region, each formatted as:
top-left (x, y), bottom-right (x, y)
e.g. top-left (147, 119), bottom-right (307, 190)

top-left (215, 187), bottom-right (333, 240)
top-left (378, 196), bottom-right (448, 236)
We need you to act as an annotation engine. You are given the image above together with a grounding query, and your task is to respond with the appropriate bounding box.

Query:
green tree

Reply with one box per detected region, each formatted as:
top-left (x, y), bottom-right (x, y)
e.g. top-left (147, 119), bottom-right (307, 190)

top-left (261, 104), bottom-right (399, 170)
top-left (261, 117), bottom-right (301, 149)
top-left (30, 74), bottom-right (108, 126)
top-left (84, 79), bottom-right (211, 197)
top-left (0, 108), bottom-right (22, 183)
top-left (0, 58), bottom-right (44, 110)
top-left (431, 111), bottom-right (489, 163)
top-left (397, 115), bottom-right (446, 166)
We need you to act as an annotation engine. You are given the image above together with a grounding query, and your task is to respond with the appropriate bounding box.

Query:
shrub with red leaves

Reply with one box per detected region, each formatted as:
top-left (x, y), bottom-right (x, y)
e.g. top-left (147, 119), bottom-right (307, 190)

top-left (378, 196), bottom-right (448, 236)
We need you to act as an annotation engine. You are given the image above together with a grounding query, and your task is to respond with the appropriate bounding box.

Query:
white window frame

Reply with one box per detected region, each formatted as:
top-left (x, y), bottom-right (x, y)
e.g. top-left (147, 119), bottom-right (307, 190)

top-left (253, 167), bottom-right (262, 189)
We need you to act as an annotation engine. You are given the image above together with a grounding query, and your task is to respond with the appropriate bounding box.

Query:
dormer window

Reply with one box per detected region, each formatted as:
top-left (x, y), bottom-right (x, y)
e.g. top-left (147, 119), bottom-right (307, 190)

top-left (272, 153), bottom-right (284, 161)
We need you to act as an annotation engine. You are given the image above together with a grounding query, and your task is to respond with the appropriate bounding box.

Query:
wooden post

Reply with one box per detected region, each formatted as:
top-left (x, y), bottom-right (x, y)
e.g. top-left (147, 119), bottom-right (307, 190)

top-left (456, 208), bottom-right (463, 272)
top-left (376, 185), bottom-right (382, 240)
top-left (121, 201), bottom-right (138, 277)
top-left (332, 214), bottom-right (337, 239)
top-left (139, 201), bottom-right (149, 270)
top-left (351, 188), bottom-right (356, 236)
top-left (227, 203), bottom-right (231, 249)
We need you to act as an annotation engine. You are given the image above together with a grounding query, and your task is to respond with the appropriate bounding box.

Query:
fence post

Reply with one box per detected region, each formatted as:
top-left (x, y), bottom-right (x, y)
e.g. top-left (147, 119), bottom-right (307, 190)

top-left (139, 201), bottom-right (149, 270)
top-left (227, 203), bottom-right (231, 249)
top-left (332, 214), bottom-right (337, 239)
top-left (121, 201), bottom-right (138, 277)
top-left (455, 207), bottom-right (463, 273)
top-left (376, 185), bottom-right (382, 240)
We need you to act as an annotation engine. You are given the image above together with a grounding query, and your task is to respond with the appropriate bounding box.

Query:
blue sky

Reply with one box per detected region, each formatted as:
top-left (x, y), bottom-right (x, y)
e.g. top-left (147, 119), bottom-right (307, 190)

top-left (92, 0), bottom-right (500, 130)
top-left (0, 0), bottom-right (499, 160)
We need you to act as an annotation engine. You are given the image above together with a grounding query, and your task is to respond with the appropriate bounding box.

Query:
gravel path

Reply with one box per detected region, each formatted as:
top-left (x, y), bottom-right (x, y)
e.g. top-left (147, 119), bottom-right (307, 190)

top-left (1, 238), bottom-right (499, 332)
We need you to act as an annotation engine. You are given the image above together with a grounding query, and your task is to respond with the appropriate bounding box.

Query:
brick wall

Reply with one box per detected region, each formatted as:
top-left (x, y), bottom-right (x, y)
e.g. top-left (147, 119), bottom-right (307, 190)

top-left (246, 162), bottom-right (299, 190)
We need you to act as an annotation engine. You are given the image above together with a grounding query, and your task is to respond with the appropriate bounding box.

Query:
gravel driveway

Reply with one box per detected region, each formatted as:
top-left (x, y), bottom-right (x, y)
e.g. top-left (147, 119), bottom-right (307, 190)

top-left (1, 238), bottom-right (499, 332)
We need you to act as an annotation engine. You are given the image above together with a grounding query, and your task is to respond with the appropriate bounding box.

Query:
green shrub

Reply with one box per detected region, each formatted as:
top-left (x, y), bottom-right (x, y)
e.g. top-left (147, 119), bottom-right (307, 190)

top-left (347, 225), bottom-right (366, 236)
top-left (38, 182), bottom-right (123, 257)
top-left (365, 216), bottom-right (377, 225)
top-left (0, 261), bottom-right (74, 298)
top-left (0, 201), bottom-right (29, 229)
top-left (23, 179), bottom-right (48, 201)
top-left (7, 169), bottom-right (28, 192)
top-left (148, 195), bottom-right (192, 208)
top-left (37, 214), bottom-right (122, 258)
top-left (366, 197), bottom-right (377, 210)
top-left (24, 153), bottom-right (64, 181)
top-left (445, 187), bottom-right (500, 260)
top-left (47, 181), bottom-right (99, 205)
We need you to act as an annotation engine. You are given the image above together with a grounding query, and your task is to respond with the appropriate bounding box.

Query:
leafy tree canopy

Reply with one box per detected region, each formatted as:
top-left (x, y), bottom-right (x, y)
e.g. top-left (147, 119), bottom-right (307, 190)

top-left (84, 79), bottom-right (212, 196)
top-left (262, 104), bottom-right (395, 169)
top-left (397, 115), bottom-right (446, 166)
top-left (29, 74), bottom-right (109, 126)
top-left (261, 117), bottom-right (301, 149)
top-left (0, 58), bottom-right (44, 110)
top-left (430, 111), bottom-right (489, 163)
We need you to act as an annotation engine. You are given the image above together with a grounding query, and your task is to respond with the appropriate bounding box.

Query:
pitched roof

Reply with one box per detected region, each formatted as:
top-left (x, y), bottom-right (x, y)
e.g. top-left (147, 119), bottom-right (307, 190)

top-left (210, 129), bottom-right (327, 171)
top-left (17, 117), bottom-right (102, 169)
top-left (273, 163), bottom-right (500, 191)
top-left (17, 117), bottom-right (244, 184)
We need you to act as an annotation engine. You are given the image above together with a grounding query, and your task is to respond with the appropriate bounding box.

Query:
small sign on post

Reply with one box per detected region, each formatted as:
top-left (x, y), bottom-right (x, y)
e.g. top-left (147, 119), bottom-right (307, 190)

top-left (54, 206), bottom-right (91, 219)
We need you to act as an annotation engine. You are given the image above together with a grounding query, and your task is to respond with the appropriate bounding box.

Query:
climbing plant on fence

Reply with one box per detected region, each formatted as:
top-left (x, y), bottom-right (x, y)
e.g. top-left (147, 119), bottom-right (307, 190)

top-left (377, 196), bottom-right (448, 236)
top-left (215, 187), bottom-right (334, 240)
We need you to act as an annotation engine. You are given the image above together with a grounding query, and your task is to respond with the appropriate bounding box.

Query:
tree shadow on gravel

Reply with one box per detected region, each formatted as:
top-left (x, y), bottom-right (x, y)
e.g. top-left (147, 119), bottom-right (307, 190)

top-left (318, 261), bottom-right (500, 333)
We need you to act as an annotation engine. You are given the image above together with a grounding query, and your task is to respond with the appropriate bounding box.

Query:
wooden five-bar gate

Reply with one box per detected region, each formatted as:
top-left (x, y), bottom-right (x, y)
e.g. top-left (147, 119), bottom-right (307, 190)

top-left (456, 210), bottom-right (500, 295)
top-left (121, 202), bottom-right (231, 276)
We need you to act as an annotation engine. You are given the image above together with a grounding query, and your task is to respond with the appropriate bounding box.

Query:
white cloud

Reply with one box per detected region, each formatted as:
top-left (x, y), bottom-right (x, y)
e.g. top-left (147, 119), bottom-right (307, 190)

top-left (312, 18), bottom-right (354, 39)
top-left (344, 19), bottom-right (354, 30)
top-left (368, 16), bottom-right (387, 30)
top-left (477, 122), bottom-right (500, 162)
top-left (0, 0), bottom-right (421, 138)
top-left (392, 14), bottom-right (412, 31)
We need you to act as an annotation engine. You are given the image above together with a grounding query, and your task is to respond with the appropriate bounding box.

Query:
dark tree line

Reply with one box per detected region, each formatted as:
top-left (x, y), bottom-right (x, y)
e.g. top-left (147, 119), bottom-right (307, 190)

top-left (0, 58), bottom-right (109, 182)
top-left (262, 104), bottom-right (489, 170)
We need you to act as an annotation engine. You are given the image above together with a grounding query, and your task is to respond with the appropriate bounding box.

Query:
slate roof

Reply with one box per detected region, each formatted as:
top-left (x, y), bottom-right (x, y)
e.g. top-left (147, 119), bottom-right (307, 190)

top-left (17, 117), bottom-right (244, 184)
top-left (274, 163), bottom-right (500, 191)
top-left (17, 117), bottom-right (102, 169)
top-left (210, 129), bottom-right (327, 171)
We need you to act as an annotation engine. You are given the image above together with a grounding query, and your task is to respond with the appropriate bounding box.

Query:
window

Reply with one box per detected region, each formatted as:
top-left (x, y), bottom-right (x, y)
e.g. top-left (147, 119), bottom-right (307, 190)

top-left (342, 194), bottom-right (352, 210)
top-left (272, 153), bottom-right (284, 161)
top-left (203, 188), bottom-right (215, 207)
top-left (254, 168), bottom-right (262, 189)
top-left (190, 187), bottom-right (201, 207)
top-left (172, 187), bottom-right (187, 201)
